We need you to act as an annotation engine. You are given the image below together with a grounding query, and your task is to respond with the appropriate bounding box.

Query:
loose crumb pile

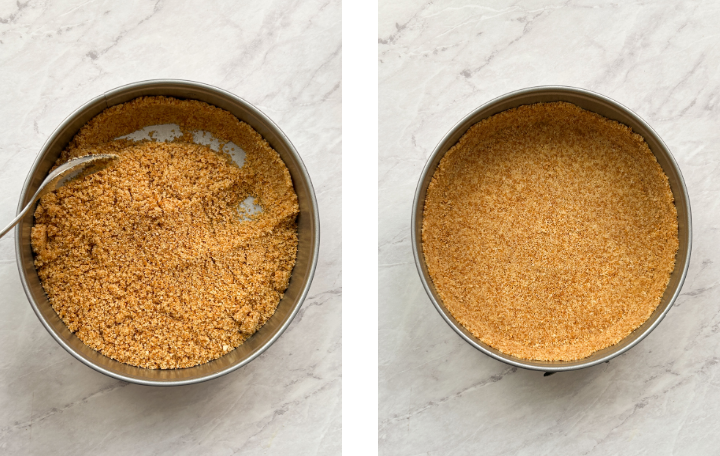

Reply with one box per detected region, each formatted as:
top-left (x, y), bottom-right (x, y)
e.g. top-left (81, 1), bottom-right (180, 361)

top-left (31, 96), bottom-right (299, 369)
top-left (422, 102), bottom-right (678, 361)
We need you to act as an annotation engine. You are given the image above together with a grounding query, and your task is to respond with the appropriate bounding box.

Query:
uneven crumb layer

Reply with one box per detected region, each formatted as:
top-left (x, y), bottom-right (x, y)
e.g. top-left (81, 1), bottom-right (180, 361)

top-left (422, 102), bottom-right (678, 361)
top-left (31, 96), bottom-right (299, 369)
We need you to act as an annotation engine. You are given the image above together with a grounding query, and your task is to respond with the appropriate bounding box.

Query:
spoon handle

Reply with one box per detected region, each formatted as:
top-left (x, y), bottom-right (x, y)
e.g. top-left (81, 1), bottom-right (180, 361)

top-left (0, 198), bottom-right (37, 239)
top-left (0, 154), bottom-right (118, 240)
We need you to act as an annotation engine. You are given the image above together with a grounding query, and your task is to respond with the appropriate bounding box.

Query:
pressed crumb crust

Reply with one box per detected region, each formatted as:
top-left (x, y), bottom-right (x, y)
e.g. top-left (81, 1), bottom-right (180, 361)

top-left (31, 96), bottom-right (299, 369)
top-left (422, 102), bottom-right (678, 361)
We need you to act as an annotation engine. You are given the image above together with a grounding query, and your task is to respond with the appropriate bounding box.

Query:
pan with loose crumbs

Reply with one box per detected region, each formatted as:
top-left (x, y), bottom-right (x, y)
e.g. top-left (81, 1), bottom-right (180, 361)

top-left (16, 80), bottom-right (319, 385)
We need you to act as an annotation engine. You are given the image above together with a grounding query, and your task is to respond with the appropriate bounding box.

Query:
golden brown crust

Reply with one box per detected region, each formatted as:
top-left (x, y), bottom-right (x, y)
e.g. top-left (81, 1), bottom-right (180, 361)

top-left (31, 96), bottom-right (299, 369)
top-left (422, 102), bottom-right (678, 361)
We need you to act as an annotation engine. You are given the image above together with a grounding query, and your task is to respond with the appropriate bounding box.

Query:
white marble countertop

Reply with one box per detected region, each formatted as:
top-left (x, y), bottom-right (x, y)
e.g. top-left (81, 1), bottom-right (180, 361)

top-left (0, 1), bottom-right (340, 455)
top-left (380, 1), bottom-right (720, 454)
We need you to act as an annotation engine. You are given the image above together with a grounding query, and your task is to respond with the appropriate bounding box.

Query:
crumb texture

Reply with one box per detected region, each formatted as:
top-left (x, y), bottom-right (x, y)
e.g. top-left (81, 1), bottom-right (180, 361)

top-left (31, 96), bottom-right (299, 369)
top-left (422, 102), bottom-right (679, 361)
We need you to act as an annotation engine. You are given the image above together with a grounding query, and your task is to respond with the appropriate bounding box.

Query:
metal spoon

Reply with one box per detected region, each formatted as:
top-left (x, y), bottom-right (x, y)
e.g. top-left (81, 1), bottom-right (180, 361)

top-left (0, 154), bottom-right (118, 238)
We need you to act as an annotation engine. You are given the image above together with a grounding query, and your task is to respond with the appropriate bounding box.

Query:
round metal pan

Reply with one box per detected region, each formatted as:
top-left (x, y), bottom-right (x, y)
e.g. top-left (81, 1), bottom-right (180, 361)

top-left (411, 86), bottom-right (692, 372)
top-left (15, 79), bottom-right (320, 385)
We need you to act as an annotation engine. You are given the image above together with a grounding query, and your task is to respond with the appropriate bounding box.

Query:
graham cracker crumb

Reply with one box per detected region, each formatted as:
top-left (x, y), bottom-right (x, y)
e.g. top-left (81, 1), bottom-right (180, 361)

top-left (31, 96), bottom-right (299, 369)
top-left (422, 102), bottom-right (679, 361)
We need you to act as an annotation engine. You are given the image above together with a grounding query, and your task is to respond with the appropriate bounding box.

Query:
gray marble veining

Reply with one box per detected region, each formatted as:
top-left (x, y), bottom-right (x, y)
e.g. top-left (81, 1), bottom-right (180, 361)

top-left (0, 1), bottom-right (340, 455)
top-left (380, 1), bottom-right (720, 454)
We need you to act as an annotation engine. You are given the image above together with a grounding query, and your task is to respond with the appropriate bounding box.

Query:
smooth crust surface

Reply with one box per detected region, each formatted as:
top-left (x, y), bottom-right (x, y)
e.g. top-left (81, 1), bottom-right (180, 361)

top-left (422, 102), bottom-right (678, 361)
top-left (31, 96), bottom-right (299, 369)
